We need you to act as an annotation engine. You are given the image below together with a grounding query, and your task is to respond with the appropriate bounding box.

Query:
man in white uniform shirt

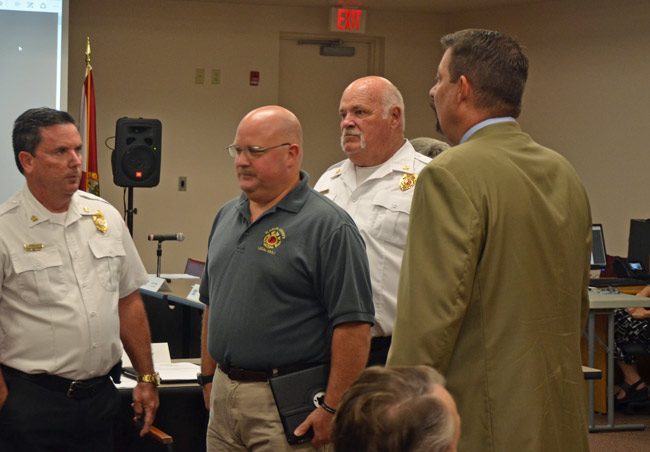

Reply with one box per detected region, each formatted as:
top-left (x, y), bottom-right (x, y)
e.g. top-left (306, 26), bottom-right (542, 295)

top-left (314, 76), bottom-right (431, 365)
top-left (0, 108), bottom-right (159, 451)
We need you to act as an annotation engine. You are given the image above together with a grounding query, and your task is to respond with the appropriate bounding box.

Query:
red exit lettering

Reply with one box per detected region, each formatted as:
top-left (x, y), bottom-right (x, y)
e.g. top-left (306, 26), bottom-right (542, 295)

top-left (337, 8), bottom-right (362, 31)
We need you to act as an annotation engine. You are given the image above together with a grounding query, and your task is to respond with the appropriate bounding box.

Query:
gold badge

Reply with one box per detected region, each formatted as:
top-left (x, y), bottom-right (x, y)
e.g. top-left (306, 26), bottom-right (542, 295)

top-left (30, 215), bottom-right (38, 222)
top-left (92, 210), bottom-right (108, 233)
top-left (24, 243), bottom-right (44, 252)
top-left (399, 173), bottom-right (417, 191)
top-left (258, 227), bottom-right (286, 254)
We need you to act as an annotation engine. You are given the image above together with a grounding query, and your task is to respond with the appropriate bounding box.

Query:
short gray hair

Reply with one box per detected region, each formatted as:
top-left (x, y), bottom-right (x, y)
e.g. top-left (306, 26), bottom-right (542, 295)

top-left (410, 137), bottom-right (449, 159)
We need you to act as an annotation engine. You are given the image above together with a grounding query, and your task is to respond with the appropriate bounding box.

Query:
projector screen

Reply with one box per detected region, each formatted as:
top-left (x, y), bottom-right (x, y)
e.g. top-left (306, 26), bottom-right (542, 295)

top-left (0, 0), bottom-right (68, 202)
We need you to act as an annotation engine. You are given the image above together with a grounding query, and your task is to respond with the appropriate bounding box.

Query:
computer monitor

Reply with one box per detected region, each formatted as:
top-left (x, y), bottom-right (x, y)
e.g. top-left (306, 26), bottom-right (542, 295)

top-left (628, 219), bottom-right (650, 271)
top-left (591, 224), bottom-right (607, 269)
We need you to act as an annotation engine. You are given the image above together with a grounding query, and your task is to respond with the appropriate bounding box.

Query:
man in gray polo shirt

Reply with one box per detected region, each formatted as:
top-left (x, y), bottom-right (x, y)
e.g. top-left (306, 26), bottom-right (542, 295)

top-left (198, 105), bottom-right (374, 451)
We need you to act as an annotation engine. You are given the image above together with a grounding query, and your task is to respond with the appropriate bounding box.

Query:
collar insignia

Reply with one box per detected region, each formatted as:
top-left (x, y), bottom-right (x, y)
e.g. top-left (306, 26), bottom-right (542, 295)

top-left (399, 173), bottom-right (417, 191)
top-left (92, 210), bottom-right (108, 233)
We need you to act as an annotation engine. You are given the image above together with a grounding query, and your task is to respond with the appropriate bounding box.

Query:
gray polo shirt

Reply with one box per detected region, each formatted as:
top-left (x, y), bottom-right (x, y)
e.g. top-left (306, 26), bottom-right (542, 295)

top-left (199, 171), bottom-right (374, 370)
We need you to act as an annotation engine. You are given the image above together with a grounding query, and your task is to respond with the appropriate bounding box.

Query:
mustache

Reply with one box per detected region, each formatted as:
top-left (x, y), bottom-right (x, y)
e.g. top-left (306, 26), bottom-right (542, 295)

top-left (340, 127), bottom-right (365, 152)
top-left (342, 127), bottom-right (362, 137)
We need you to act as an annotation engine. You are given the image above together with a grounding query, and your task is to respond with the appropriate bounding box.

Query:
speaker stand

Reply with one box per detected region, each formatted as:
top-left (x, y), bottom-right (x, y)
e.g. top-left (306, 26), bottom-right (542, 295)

top-left (126, 186), bottom-right (137, 237)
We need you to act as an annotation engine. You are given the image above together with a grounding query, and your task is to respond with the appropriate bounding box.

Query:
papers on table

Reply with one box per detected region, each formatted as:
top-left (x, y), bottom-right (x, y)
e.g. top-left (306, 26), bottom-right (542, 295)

top-left (158, 273), bottom-right (200, 280)
top-left (140, 275), bottom-right (201, 303)
top-left (116, 343), bottom-right (199, 387)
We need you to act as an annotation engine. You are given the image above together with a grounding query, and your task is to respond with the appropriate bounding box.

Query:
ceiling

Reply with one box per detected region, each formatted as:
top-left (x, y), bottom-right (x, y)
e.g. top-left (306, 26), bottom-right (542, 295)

top-left (181, 0), bottom-right (545, 14)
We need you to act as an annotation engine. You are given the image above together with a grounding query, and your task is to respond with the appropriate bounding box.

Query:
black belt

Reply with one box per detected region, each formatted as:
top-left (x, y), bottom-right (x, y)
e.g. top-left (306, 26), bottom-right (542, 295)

top-left (218, 362), bottom-right (320, 383)
top-left (371, 336), bottom-right (392, 350)
top-left (1, 364), bottom-right (116, 400)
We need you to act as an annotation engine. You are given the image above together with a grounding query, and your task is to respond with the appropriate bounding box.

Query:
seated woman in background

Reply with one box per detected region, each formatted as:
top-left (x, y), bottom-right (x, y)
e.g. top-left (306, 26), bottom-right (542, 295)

top-left (615, 285), bottom-right (650, 408)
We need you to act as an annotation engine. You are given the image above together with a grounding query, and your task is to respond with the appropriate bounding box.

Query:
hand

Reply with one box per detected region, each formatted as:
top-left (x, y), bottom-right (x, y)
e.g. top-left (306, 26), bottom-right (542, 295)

top-left (627, 307), bottom-right (650, 320)
top-left (202, 382), bottom-right (212, 410)
top-left (637, 285), bottom-right (650, 298)
top-left (132, 382), bottom-right (160, 437)
top-left (293, 407), bottom-right (333, 448)
top-left (0, 381), bottom-right (7, 411)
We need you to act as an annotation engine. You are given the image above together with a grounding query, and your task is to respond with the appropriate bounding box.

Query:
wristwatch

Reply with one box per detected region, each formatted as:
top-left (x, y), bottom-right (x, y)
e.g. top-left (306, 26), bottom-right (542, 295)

top-left (137, 372), bottom-right (161, 387)
top-left (197, 373), bottom-right (214, 386)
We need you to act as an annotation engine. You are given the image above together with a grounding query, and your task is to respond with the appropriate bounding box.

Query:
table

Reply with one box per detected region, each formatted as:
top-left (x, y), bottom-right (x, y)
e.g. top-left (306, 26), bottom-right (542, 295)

top-left (140, 279), bottom-right (205, 359)
top-left (587, 290), bottom-right (650, 432)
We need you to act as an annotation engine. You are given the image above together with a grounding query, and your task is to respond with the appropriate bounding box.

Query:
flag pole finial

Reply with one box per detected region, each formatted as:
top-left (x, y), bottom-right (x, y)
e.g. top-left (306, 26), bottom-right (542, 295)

top-left (85, 36), bottom-right (92, 65)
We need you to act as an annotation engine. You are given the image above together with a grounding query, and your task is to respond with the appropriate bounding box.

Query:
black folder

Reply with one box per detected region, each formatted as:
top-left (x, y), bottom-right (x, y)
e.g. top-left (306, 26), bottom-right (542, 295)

top-left (269, 364), bottom-right (329, 445)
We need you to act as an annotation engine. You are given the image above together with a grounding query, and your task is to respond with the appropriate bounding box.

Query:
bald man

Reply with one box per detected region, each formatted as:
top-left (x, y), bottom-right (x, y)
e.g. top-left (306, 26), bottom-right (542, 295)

top-left (314, 77), bottom-right (430, 365)
top-left (198, 106), bottom-right (374, 451)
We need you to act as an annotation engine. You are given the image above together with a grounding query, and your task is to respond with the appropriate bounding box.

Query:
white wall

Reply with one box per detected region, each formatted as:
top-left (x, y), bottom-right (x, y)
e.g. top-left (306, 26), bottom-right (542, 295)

top-left (68, 0), bottom-right (650, 269)
top-left (68, 0), bottom-right (444, 272)
top-left (446, 0), bottom-right (650, 256)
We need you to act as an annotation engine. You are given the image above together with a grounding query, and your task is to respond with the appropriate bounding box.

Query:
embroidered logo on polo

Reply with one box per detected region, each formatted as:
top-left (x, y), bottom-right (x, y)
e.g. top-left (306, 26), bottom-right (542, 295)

top-left (258, 227), bottom-right (286, 255)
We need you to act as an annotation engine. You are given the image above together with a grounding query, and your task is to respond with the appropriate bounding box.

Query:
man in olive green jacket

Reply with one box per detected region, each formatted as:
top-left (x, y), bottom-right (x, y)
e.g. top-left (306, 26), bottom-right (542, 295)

top-left (388, 30), bottom-right (591, 451)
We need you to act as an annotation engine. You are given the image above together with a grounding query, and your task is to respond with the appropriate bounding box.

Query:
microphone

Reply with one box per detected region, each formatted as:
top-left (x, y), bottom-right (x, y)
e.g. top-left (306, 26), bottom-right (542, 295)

top-left (147, 233), bottom-right (185, 242)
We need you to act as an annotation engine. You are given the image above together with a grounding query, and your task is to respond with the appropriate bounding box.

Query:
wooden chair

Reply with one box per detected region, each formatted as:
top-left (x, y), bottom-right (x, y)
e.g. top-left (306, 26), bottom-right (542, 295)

top-left (146, 425), bottom-right (174, 452)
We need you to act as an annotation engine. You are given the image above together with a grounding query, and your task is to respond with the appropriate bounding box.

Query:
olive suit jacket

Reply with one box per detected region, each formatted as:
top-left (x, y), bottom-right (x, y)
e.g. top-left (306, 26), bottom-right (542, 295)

top-left (388, 121), bottom-right (591, 452)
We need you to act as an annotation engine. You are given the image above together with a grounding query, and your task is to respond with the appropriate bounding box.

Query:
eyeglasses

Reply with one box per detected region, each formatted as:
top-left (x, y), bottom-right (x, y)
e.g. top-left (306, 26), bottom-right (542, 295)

top-left (225, 142), bottom-right (291, 158)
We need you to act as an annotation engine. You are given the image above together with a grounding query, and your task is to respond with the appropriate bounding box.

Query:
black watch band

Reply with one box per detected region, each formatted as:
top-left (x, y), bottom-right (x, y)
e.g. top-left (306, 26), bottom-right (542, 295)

top-left (197, 373), bottom-right (214, 386)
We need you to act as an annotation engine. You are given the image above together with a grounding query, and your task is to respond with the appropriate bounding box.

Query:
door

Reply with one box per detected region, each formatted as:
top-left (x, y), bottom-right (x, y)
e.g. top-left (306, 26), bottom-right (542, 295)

top-left (279, 33), bottom-right (383, 183)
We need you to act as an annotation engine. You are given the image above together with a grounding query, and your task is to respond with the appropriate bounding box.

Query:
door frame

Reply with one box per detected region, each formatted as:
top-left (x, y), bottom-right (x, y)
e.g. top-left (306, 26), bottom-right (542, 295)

top-left (279, 32), bottom-right (385, 75)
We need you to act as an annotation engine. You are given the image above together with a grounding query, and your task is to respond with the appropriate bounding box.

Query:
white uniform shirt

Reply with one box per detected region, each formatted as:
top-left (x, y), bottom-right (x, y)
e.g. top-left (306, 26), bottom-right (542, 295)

top-left (0, 186), bottom-right (148, 379)
top-left (314, 141), bottom-right (430, 336)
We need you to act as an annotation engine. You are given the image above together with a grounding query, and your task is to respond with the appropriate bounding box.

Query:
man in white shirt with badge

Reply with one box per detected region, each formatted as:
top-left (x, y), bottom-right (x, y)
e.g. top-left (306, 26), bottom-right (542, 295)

top-left (314, 76), bottom-right (431, 365)
top-left (0, 107), bottom-right (159, 451)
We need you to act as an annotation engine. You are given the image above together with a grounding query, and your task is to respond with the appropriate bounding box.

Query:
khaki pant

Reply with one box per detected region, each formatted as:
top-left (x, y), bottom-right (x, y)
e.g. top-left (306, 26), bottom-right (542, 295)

top-left (207, 368), bottom-right (331, 452)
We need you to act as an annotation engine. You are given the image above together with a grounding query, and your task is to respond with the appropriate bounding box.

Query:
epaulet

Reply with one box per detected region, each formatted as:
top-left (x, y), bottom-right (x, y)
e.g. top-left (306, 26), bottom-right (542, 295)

top-left (0, 199), bottom-right (20, 216)
top-left (77, 190), bottom-right (110, 205)
top-left (324, 160), bottom-right (345, 174)
top-left (414, 152), bottom-right (432, 164)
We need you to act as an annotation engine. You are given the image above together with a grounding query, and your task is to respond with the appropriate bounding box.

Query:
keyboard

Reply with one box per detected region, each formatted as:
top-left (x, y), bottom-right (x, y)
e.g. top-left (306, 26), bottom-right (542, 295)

top-left (589, 277), bottom-right (648, 288)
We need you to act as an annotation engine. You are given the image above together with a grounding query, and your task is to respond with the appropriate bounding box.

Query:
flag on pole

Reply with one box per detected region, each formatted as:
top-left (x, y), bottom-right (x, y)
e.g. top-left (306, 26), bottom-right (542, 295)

top-left (79, 36), bottom-right (100, 196)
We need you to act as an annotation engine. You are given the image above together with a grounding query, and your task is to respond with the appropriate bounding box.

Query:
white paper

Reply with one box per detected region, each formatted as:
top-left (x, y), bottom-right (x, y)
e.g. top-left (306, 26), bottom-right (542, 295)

top-left (187, 284), bottom-right (201, 302)
top-left (158, 273), bottom-right (200, 280)
top-left (140, 275), bottom-right (166, 292)
top-left (156, 362), bottom-right (201, 382)
top-left (152, 343), bottom-right (172, 365)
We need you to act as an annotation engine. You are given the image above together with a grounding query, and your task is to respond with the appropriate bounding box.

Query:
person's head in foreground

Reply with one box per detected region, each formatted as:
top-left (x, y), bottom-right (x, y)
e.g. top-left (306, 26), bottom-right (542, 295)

top-left (333, 365), bottom-right (460, 452)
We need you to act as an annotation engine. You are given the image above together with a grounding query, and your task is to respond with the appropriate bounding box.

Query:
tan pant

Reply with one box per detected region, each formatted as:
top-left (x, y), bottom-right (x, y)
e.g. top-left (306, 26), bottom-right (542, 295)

top-left (207, 368), bottom-right (331, 452)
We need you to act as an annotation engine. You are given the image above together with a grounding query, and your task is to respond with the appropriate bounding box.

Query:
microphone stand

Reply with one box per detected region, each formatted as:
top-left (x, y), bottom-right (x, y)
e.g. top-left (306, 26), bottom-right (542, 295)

top-left (155, 240), bottom-right (164, 278)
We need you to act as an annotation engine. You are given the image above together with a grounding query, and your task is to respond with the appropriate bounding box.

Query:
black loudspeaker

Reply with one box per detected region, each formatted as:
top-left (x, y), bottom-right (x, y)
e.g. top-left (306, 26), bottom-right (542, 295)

top-left (112, 117), bottom-right (162, 187)
top-left (628, 219), bottom-right (650, 270)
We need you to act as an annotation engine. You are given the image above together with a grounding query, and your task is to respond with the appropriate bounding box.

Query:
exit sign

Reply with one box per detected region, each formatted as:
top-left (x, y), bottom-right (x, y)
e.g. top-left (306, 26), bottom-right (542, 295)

top-left (329, 7), bottom-right (366, 33)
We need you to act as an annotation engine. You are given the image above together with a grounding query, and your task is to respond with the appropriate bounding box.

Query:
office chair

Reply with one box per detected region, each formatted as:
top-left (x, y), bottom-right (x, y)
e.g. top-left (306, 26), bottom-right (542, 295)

top-left (184, 258), bottom-right (205, 278)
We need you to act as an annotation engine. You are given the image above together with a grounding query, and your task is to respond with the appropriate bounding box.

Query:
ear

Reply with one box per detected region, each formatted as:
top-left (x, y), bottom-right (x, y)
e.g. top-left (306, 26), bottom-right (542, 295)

top-left (286, 143), bottom-right (302, 167)
top-left (18, 150), bottom-right (35, 174)
top-left (389, 106), bottom-right (402, 128)
top-left (457, 75), bottom-right (472, 102)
